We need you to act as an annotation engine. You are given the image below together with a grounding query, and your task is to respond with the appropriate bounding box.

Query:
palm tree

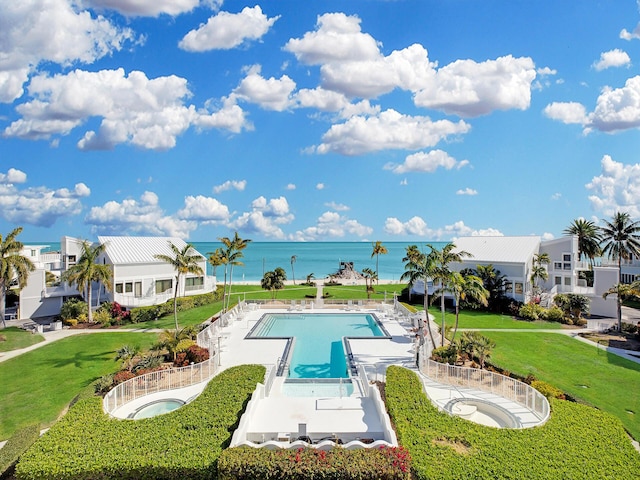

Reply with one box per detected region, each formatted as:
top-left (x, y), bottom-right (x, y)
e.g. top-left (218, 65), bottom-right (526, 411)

top-left (429, 243), bottom-right (472, 346)
top-left (466, 264), bottom-right (510, 312)
top-left (362, 267), bottom-right (377, 299)
top-left (290, 255), bottom-right (297, 285)
top-left (564, 218), bottom-right (601, 265)
top-left (603, 282), bottom-right (640, 328)
top-left (599, 212), bottom-right (640, 331)
top-left (400, 246), bottom-right (437, 348)
top-left (402, 245), bottom-right (421, 302)
top-left (0, 227), bottom-right (35, 327)
top-left (261, 267), bottom-right (287, 299)
top-left (154, 241), bottom-right (203, 330)
top-left (219, 232), bottom-right (252, 312)
top-left (207, 247), bottom-right (225, 277)
top-left (444, 272), bottom-right (488, 341)
top-left (61, 241), bottom-right (112, 323)
top-left (371, 241), bottom-right (388, 284)
top-left (530, 253), bottom-right (550, 296)
top-left (154, 327), bottom-right (195, 361)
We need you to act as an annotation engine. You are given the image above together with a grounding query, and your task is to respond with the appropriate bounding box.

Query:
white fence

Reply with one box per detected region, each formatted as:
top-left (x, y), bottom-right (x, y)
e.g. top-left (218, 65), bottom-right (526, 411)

top-left (419, 357), bottom-right (550, 421)
top-left (103, 355), bottom-right (219, 415)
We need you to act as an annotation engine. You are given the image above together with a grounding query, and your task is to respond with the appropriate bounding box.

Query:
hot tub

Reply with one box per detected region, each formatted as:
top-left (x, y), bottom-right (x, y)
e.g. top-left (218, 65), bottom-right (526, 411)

top-left (444, 398), bottom-right (522, 429)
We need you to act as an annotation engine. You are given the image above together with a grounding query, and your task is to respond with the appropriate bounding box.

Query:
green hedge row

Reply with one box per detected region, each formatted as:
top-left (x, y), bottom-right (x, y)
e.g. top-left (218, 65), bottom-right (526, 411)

top-left (129, 290), bottom-right (221, 323)
top-left (217, 446), bottom-right (411, 480)
top-left (385, 366), bottom-right (640, 480)
top-left (0, 424), bottom-right (40, 477)
top-left (15, 365), bottom-right (265, 480)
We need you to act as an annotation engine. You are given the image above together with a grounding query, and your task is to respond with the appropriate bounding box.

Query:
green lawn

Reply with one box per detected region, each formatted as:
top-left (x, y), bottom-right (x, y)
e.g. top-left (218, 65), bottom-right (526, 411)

top-left (0, 332), bottom-right (156, 440)
top-left (486, 331), bottom-right (640, 440)
top-left (323, 283), bottom-right (405, 300)
top-left (438, 308), bottom-right (564, 330)
top-left (0, 327), bottom-right (44, 352)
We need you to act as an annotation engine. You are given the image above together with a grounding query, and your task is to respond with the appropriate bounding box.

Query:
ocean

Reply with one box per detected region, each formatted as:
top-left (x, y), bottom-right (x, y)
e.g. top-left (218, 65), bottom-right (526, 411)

top-left (30, 241), bottom-right (446, 283)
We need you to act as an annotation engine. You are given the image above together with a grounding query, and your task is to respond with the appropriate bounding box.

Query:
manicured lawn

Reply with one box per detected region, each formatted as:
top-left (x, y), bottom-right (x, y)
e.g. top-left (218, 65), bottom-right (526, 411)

top-left (323, 283), bottom-right (405, 300)
top-left (121, 301), bottom-right (222, 330)
top-left (226, 284), bottom-right (318, 303)
top-left (0, 332), bottom-right (156, 440)
top-left (0, 327), bottom-right (44, 352)
top-left (486, 331), bottom-right (640, 440)
top-left (439, 308), bottom-right (564, 330)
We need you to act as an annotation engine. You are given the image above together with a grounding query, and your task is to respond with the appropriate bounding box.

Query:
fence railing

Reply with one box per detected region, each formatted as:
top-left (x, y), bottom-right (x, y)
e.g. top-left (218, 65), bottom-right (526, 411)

top-left (103, 355), bottom-right (219, 415)
top-left (419, 357), bottom-right (550, 422)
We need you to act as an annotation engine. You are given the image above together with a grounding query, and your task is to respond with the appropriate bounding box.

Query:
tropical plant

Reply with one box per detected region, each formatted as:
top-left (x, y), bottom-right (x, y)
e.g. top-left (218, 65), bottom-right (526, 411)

top-left (530, 252), bottom-right (550, 295)
top-left (261, 267), bottom-right (287, 299)
top-left (445, 272), bottom-right (488, 341)
top-left (61, 241), bottom-right (112, 324)
top-left (553, 293), bottom-right (590, 322)
top-left (564, 218), bottom-right (601, 265)
top-left (290, 255), bottom-right (297, 285)
top-left (400, 246), bottom-right (437, 348)
top-left (603, 282), bottom-right (640, 326)
top-left (429, 243), bottom-right (472, 346)
top-left (458, 330), bottom-right (496, 368)
top-left (207, 247), bottom-right (226, 277)
top-left (154, 327), bottom-right (196, 361)
top-left (401, 245), bottom-right (421, 302)
top-left (464, 264), bottom-right (510, 312)
top-left (304, 273), bottom-right (315, 286)
top-left (219, 232), bottom-right (252, 311)
top-left (0, 227), bottom-right (35, 328)
top-left (599, 212), bottom-right (640, 331)
top-left (371, 241), bottom-right (388, 284)
top-left (114, 344), bottom-right (141, 372)
top-left (361, 267), bottom-right (377, 299)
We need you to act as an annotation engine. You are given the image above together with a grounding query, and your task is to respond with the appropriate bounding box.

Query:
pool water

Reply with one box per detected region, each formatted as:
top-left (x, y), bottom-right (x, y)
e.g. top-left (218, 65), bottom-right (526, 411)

top-left (130, 399), bottom-right (185, 419)
top-left (250, 313), bottom-right (385, 379)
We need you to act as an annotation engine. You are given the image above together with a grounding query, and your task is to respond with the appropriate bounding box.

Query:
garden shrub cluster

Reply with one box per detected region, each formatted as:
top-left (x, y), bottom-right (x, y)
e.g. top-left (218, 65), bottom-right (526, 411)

top-left (0, 424), bottom-right (40, 478)
top-left (384, 366), bottom-right (640, 479)
top-left (217, 446), bottom-right (411, 480)
top-left (129, 291), bottom-right (219, 324)
top-left (15, 364), bottom-right (265, 480)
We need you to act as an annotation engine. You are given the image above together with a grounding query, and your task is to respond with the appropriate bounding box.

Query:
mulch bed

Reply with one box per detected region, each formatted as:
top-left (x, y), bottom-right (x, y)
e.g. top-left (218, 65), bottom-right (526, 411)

top-left (580, 331), bottom-right (640, 352)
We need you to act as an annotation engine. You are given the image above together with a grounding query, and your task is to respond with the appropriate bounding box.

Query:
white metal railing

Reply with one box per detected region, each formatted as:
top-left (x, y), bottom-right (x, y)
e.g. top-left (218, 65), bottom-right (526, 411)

top-left (103, 355), bottom-right (219, 415)
top-left (419, 357), bottom-right (550, 421)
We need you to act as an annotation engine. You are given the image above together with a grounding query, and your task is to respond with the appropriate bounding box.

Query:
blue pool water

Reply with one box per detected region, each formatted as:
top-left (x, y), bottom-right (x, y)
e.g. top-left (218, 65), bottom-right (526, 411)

top-left (130, 399), bottom-right (185, 419)
top-left (249, 313), bottom-right (386, 379)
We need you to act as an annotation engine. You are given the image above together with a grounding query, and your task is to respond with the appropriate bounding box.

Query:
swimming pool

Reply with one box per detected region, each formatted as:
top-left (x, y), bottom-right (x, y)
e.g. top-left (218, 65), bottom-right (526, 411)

top-left (248, 313), bottom-right (388, 379)
top-left (128, 399), bottom-right (185, 419)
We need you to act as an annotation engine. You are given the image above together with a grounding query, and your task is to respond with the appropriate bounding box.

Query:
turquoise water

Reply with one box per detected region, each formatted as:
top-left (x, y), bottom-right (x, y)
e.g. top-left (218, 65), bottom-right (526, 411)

top-left (130, 399), bottom-right (184, 419)
top-left (250, 313), bottom-right (385, 379)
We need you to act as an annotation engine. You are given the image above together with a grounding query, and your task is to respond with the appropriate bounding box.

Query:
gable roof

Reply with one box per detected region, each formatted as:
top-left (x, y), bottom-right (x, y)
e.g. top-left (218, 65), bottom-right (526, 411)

top-left (97, 236), bottom-right (205, 265)
top-left (453, 236), bottom-right (541, 265)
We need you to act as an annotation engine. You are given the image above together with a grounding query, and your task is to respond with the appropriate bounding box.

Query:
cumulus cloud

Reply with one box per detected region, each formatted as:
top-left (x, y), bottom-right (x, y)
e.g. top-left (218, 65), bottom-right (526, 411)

top-left (0, 168), bottom-right (27, 184)
top-left (456, 187), bottom-right (477, 196)
top-left (179, 6), bottom-right (279, 51)
top-left (0, 0), bottom-right (135, 102)
top-left (229, 196), bottom-right (294, 238)
top-left (177, 195), bottom-right (230, 223)
top-left (293, 211), bottom-right (372, 240)
top-left (592, 49), bottom-right (631, 71)
top-left (316, 109), bottom-right (470, 156)
top-left (86, 191), bottom-right (197, 237)
top-left (620, 23), bottom-right (640, 40)
top-left (586, 155), bottom-right (640, 218)
top-left (543, 102), bottom-right (588, 125)
top-left (213, 179), bottom-right (246, 193)
top-left (232, 65), bottom-right (296, 111)
top-left (384, 150), bottom-right (469, 174)
top-left (84, 0), bottom-right (206, 17)
top-left (294, 87), bottom-right (380, 118)
top-left (285, 183), bottom-right (296, 190)
top-left (383, 216), bottom-right (431, 236)
top-left (324, 201), bottom-right (350, 211)
top-left (4, 68), bottom-right (250, 149)
top-left (384, 217), bottom-right (502, 239)
top-left (55, 183), bottom-right (91, 198)
top-left (316, 183), bottom-right (325, 190)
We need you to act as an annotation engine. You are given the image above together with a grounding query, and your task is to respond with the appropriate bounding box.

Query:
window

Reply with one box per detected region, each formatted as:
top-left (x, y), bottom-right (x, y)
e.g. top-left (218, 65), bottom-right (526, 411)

top-left (563, 254), bottom-right (571, 262)
top-left (30, 249), bottom-right (36, 257)
top-left (564, 277), bottom-right (572, 286)
top-left (515, 283), bottom-right (523, 294)
top-left (115, 283), bottom-right (123, 293)
top-left (563, 263), bottom-right (571, 270)
top-left (554, 276), bottom-right (562, 286)
top-left (135, 282), bottom-right (142, 297)
top-left (554, 262), bottom-right (562, 270)
top-left (505, 282), bottom-right (513, 293)
top-left (155, 279), bottom-right (172, 294)
top-left (125, 282), bottom-right (133, 293)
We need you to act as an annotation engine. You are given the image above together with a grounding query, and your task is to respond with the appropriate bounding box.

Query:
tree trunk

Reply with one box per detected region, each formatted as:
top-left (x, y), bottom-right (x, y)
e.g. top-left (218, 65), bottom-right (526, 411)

top-left (423, 281), bottom-right (436, 348)
top-left (86, 282), bottom-right (93, 323)
top-left (173, 275), bottom-right (180, 331)
top-left (440, 283), bottom-right (446, 347)
top-left (618, 258), bottom-right (623, 331)
top-left (0, 283), bottom-right (6, 328)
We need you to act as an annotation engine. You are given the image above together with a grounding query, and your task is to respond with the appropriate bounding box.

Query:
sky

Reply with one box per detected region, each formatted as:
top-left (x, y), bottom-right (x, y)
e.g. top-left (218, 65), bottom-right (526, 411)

top-left (1, 0), bottom-right (640, 243)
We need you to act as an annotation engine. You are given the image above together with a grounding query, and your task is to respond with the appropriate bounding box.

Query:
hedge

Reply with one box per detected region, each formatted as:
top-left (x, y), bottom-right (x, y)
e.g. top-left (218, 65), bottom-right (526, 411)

top-left (0, 424), bottom-right (40, 477)
top-left (129, 291), bottom-right (219, 323)
top-left (218, 446), bottom-right (411, 480)
top-left (385, 366), bottom-right (640, 480)
top-left (15, 365), bottom-right (265, 480)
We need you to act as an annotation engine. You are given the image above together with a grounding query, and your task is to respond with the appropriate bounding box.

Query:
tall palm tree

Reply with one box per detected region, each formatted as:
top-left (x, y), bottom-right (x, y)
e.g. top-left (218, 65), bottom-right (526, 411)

top-left (466, 264), bottom-right (510, 312)
top-left (290, 255), bottom-right (297, 285)
top-left (362, 267), bottom-right (377, 299)
top-left (371, 241), bottom-right (388, 284)
top-left (219, 232), bottom-right (252, 311)
top-left (600, 212), bottom-right (640, 331)
top-left (400, 246), bottom-right (437, 348)
top-left (0, 227), bottom-right (35, 327)
top-left (207, 247), bottom-right (225, 277)
top-left (530, 253), bottom-right (550, 296)
top-left (564, 218), bottom-right (601, 265)
top-left (261, 267), bottom-right (287, 299)
top-left (402, 245), bottom-right (421, 302)
top-left (61, 241), bottom-right (112, 323)
top-left (154, 241), bottom-right (203, 330)
top-left (443, 272), bottom-right (488, 341)
top-left (429, 243), bottom-right (472, 346)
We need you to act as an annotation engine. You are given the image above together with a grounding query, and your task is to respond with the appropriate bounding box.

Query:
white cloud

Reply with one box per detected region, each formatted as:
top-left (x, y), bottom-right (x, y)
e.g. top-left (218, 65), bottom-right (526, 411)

top-left (385, 150), bottom-right (469, 174)
top-left (456, 187), bottom-right (477, 196)
top-left (285, 183), bottom-right (296, 190)
top-left (383, 216), bottom-right (431, 236)
top-left (4, 68), bottom-right (250, 149)
top-left (84, 0), bottom-right (205, 17)
top-left (0, 0), bottom-right (135, 102)
top-left (85, 191), bottom-right (197, 237)
top-left (537, 67), bottom-right (557, 76)
top-left (592, 49), bottom-right (631, 71)
top-left (233, 65), bottom-right (296, 111)
top-left (177, 195), bottom-right (230, 223)
top-left (551, 192), bottom-right (562, 200)
top-left (179, 6), bottom-right (279, 51)
top-left (213, 179), bottom-right (246, 193)
top-left (294, 211), bottom-right (372, 240)
top-left (324, 201), bottom-right (350, 211)
top-left (229, 196), bottom-right (294, 239)
top-left (316, 183), bottom-right (325, 190)
top-left (56, 183), bottom-right (91, 198)
top-left (316, 109), bottom-right (470, 156)
top-left (588, 76), bottom-right (640, 132)
top-left (541, 232), bottom-right (555, 241)
top-left (543, 102), bottom-right (588, 125)
top-left (620, 23), bottom-right (640, 40)
top-left (586, 155), bottom-right (640, 218)
top-left (384, 217), bottom-right (502, 239)
top-left (413, 55), bottom-right (537, 117)
top-left (0, 168), bottom-right (27, 184)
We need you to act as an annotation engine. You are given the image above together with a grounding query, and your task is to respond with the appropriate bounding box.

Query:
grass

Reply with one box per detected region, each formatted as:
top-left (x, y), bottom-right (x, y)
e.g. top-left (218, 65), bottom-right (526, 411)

top-left (0, 332), bottom-right (156, 440)
top-left (0, 327), bottom-right (44, 352)
top-left (486, 331), bottom-right (640, 440)
top-left (436, 307), bottom-right (564, 330)
top-left (323, 283), bottom-right (405, 300)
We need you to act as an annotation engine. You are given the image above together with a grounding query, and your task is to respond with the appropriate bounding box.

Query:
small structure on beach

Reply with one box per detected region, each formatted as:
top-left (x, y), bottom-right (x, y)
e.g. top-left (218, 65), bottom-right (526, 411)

top-left (331, 261), bottom-right (364, 282)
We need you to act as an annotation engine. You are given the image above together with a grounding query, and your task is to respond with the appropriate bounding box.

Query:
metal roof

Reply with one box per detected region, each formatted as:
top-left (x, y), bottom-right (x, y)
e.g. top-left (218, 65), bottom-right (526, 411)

top-left (97, 236), bottom-right (205, 265)
top-left (453, 236), bottom-right (541, 264)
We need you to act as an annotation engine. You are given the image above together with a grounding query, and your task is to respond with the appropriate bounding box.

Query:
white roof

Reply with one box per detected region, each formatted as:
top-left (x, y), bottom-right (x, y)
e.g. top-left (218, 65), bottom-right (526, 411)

top-left (453, 236), bottom-right (541, 265)
top-left (97, 236), bottom-right (205, 265)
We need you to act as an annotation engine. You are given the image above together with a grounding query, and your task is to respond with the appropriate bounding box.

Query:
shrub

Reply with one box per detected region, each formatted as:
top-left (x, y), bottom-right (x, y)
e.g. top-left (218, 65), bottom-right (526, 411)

top-left (63, 318), bottom-right (78, 327)
top-left (59, 298), bottom-right (87, 321)
top-left (0, 424), bottom-right (40, 478)
top-left (112, 370), bottom-right (135, 385)
top-left (185, 344), bottom-right (210, 364)
top-left (543, 306), bottom-right (565, 323)
top-left (518, 302), bottom-right (545, 321)
top-left (131, 352), bottom-right (164, 373)
top-left (431, 345), bottom-right (458, 365)
top-left (531, 380), bottom-right (566, 400)
top-left (92, 309), bottom-right (113, 327)
top-left (94, 374), bottom-right (115, 394)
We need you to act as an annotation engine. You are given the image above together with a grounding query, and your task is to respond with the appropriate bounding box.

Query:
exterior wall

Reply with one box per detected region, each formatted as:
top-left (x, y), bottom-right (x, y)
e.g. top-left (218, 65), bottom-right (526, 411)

top-left (588, 267), bottom-right (618, 318)
top-left (540, 236), bottom-right (579, 294)
top-left (19, 269), bottom-right (72, 320)
top-left (455, 260), bottom-right (530, 303)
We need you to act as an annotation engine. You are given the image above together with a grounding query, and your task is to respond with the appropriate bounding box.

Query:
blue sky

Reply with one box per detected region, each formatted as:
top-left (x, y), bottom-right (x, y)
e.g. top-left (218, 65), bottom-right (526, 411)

top-left (1, 0), bottom-right (640, 243)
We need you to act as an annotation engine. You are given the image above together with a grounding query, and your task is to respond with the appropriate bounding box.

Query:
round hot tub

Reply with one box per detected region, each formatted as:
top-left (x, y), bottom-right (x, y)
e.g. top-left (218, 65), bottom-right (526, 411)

top-left (128, 399), bottom-right (185, 419)
top-left (444, 398), bottom-right (522, 429)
